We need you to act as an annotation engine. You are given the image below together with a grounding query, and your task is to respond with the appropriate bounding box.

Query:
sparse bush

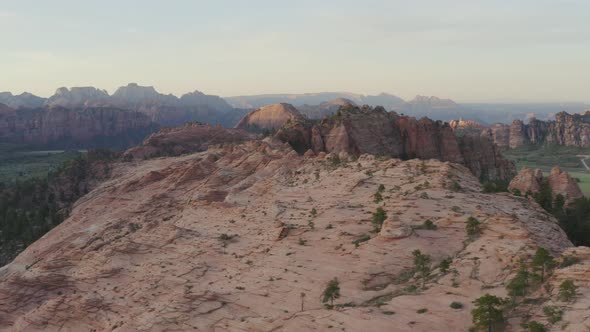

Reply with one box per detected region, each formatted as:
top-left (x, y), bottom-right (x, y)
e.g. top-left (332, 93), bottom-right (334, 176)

top-left (374, 191), bottom-right (383, 203)
top-left (524, 321), bottom-right (546, 332)
top-left (466, 216), bottom-right (481, 238)
top-left (322, 278), bottom-right (341, 307)
top-left (558, 279), bottom-right (577, 302)
top-left (422, 219), bottom-right (437, 230)
top-left (543, 305), bottom-right (563, 324)
top-left (416, 308), bottom-right (428, 314)
top-left (310, 208), bottom-right (317, 217)
top-left (419, 192), bottom-right (429, 199)
top-left (412, 249), bottom-right (431, 289)
top-left (377, 184), bottom-right (385, 193)
top-left (450, 181), bottom-right (462, 192)
top-left (559, 255), bottom-right (580, 268)
top-left (450, 301), bottom-right (463, 309)
top-left (439, 257), bottom-right (452, 274)
top-left (352, 234), bottom-right (371, 247)
top-left (372, 207), bottom-right (387, 232)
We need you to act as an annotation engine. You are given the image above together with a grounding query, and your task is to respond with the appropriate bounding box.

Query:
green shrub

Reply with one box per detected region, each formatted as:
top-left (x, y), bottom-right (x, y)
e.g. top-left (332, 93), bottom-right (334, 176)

top-left (543, 305), bottom-right (562, 324)
top-left (450, 301), bottom-right (463, 309)
top-left (466, 217), bottom-right (481, 238)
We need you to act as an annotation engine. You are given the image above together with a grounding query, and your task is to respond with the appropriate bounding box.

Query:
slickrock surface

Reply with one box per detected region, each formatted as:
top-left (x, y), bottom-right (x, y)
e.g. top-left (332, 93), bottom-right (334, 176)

top-left (124, 123), bottom-right (255, 159)
top-left (509, 166), bottom-right (584, 203)
top-left (235, 103), bottom-right (304, 131)
top-left (0, 139), bottom-right (583, 331)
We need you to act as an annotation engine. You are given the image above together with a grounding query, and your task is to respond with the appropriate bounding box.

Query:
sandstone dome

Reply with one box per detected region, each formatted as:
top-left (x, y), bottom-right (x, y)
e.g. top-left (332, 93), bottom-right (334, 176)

top-left (235, 103), bottom-right (303, 131)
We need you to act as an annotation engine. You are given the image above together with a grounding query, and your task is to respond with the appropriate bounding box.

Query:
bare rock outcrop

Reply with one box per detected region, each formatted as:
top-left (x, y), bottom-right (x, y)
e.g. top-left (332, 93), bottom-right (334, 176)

top-left (235, 103), bottom-right (304, 131)
top-left (509, 166), bottom-right (584, 203)
top-left (276, 105), bottom-right (516, 181)
top-left (124, 122), bottom-right (255, 159)
top-left (547, 166), bottom-right (584, 202)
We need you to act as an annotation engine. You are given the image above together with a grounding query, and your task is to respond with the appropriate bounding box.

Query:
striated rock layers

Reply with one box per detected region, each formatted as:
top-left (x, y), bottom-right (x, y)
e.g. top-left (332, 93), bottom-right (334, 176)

top-left (276, 105), bottom-right (516, 181)
top-left (0, 138), bottom-right (584, 331)
top-left (509, 166), bottom-right (584, 203)
top-left (485, 112), bottom-right (590, 148)
top-left (235, 103), bottom-right (304, 131)
top-left (125, 122), bottom-right (256, 159)
top-left (0, 104), bottom-right (158, 148)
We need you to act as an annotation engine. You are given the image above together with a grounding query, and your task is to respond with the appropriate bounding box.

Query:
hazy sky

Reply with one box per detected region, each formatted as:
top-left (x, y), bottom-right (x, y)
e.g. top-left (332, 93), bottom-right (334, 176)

top-left (1, 0), bottom-right (589, 102)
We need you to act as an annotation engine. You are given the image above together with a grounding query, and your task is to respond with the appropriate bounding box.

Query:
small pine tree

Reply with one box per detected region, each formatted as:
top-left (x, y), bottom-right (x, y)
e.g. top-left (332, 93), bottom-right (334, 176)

top-left (322, 278), bottom-right (341, 307)
top-left (506, 260), bottom-right (530, 298)
top-left (412, 249), bottom-right (431, 289)
top-left (531, 247), bottom-right (555, 283)
top-left (558, 279), bottom-right (577, 302)
top-left (471, 294), bottom-right (504, 332)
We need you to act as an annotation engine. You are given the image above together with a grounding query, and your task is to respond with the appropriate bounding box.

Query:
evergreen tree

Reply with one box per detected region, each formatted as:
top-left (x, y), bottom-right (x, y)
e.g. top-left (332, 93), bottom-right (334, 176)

top-left (471, 294), bottom-right (504, 332)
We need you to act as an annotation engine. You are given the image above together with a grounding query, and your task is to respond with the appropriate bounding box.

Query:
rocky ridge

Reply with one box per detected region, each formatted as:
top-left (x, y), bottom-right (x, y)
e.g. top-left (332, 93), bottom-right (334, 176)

top-left (0, 137), bottom-right (586, 331)
top-left (276, 105), bottom-right (516, 181)
top-left (125, 122), bottom-right (255, 159)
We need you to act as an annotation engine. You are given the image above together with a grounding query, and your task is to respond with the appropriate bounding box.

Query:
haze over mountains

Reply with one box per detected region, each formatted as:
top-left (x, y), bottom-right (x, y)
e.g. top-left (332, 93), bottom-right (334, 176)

top-left (3, 84), bottom-right (590, 126)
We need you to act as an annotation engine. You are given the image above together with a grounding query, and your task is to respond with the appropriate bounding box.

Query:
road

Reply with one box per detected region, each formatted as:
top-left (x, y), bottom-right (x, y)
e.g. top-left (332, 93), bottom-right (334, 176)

top-left (576, 155), bottom-right (590, 171)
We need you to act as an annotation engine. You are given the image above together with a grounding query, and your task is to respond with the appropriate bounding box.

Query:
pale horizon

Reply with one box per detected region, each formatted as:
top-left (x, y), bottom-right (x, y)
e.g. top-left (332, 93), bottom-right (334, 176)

top-left (2, 0), bottom-right (590, 103)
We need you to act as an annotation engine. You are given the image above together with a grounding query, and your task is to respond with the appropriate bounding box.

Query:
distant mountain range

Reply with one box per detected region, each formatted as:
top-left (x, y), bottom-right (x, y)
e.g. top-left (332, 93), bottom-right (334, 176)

top-left (2, 84), bottom-right (589, 148)
top-left (225, 92), bottom-right (590, 124)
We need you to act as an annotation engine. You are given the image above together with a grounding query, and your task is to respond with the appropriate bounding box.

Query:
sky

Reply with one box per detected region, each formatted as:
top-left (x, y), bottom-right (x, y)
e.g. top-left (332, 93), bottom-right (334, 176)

top-left (1, 0), bottom-right (589, 102)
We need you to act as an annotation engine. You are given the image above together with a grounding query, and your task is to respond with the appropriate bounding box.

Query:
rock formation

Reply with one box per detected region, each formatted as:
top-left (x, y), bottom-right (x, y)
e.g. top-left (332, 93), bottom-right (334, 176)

top-left (124, 122), bottom-right (255, 159)
top-left (45, 87), bottom-right (110, 108)
top-left (276, 105), bottom-right (516, 181)
top-left (477, 111), bottom-right (590, 149)
top-left (0, 137), bottom-right (582, 331)
top-left (509, 166), bottom-right (584, 203)
top-left (235, 103), bottom-right (304, 131)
